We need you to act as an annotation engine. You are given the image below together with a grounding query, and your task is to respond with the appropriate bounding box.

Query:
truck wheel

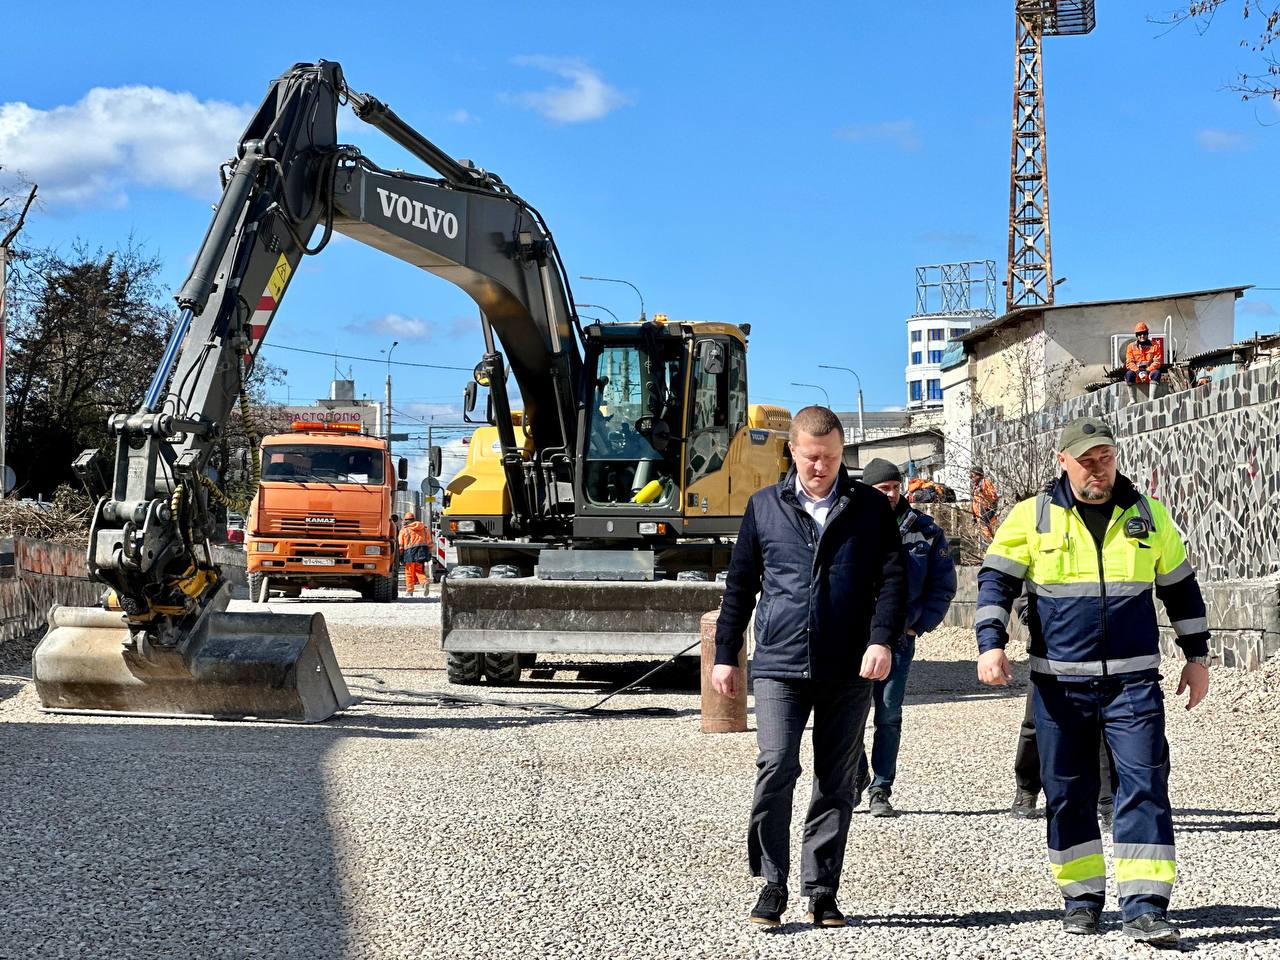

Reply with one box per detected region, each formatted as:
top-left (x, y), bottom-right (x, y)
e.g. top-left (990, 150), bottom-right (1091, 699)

top-left (370, 574), bottom-right (398, 603)
top-left (483, 653), bottom-right (521, 686)
top-left (248, 572), bottom-right (267, 603)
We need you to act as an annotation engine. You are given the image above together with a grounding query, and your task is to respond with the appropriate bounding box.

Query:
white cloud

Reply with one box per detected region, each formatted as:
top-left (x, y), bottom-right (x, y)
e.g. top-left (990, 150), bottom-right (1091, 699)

top-left (1239, 299), bottom-right (1277, 316)
top-left (835, 120), bottom-right (921, 151)
top-left (1195, 128), bottom-right (1252, 152)
top-left (346, 312), bottom-right (435, 339)
top-left (507, 56), bottom-right (629, 124)
top-left (0, 86), bottom-right (251, 207)
top-left (448, 108), bottom-right (474, 124)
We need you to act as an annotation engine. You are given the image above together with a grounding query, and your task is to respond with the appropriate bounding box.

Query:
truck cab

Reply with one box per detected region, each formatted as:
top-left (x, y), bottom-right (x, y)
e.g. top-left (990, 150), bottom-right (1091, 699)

top-left (245, 422), bottom-right (408, 602)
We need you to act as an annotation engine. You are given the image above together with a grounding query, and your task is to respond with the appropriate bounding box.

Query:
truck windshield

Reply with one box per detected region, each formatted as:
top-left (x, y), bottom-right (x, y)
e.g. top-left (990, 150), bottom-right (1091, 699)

top-left (584, 340), bottom-right (685, 506)
top-left (261, 444), bottom-right (385, 484)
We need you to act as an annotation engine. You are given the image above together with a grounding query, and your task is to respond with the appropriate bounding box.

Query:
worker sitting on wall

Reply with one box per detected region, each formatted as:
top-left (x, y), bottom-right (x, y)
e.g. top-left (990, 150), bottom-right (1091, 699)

top-left (1124, 323), bottom-right (1163, 385)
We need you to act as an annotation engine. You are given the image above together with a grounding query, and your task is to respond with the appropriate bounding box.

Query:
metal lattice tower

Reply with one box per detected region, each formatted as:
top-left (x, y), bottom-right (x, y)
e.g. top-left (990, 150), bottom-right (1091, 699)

top-left (1006, 0), bottom-right (1095, 312)
top-left (914, 261), bottom-right (998, 318)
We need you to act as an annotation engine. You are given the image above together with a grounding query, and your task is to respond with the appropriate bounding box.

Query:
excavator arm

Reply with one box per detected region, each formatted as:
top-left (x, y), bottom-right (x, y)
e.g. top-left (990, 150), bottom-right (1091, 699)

top-left (86, 60), bottom-right (580, 641)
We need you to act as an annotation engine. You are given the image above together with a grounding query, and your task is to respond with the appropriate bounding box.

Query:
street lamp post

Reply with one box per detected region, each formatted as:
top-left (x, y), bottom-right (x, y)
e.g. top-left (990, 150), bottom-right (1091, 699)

top-left (818, 364), bottom-right (865, 442)
top-left (383, 340), bottom-right (399, 439)
top-left (579, 276), bottom-right (645, 321)
top-left (790, 381), bottom-right (830, 407)
top-left (576, 302), bottom-right (619, 323)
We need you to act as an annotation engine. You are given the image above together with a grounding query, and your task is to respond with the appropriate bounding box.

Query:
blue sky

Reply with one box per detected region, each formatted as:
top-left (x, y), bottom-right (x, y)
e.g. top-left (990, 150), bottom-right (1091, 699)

top-left (3, 1), bottom-right (1277, 468)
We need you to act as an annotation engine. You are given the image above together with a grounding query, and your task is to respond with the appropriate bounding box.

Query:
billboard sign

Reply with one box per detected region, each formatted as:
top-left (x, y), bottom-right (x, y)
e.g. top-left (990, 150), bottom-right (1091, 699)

top-left (284, 405), bottom-right (377, 432)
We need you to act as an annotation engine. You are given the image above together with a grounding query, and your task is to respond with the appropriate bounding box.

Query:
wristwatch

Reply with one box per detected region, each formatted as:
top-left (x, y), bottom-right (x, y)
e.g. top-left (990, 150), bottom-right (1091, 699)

top-left (1187, 655), bottom-right (1212, 669)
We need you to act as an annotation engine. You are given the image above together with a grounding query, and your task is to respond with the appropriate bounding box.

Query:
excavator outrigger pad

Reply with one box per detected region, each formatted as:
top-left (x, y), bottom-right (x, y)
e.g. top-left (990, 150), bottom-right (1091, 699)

top-left (32, 586), bottom-right (351, 723)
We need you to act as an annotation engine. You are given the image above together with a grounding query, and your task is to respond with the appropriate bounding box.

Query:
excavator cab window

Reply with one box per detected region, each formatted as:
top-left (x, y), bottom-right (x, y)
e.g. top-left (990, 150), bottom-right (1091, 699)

top-left (687, 337), bottom-right (747, 486)
top-left (583, 340), bottom-right (685, 506)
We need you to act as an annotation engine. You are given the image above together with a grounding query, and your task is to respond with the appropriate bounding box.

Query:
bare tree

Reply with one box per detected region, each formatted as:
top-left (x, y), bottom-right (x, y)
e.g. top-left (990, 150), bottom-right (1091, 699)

top-left (1154, 2), bottom-right (1280, 100)
top-left (944, 329), bottom-right (1082, 561)
top-left (4, 240), bottom-right (175, 497)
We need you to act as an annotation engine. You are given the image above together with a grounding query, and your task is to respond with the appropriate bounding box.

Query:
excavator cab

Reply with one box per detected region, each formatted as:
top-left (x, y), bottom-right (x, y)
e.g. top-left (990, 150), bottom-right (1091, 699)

top-left (581, 329), bottom-right (686, 510)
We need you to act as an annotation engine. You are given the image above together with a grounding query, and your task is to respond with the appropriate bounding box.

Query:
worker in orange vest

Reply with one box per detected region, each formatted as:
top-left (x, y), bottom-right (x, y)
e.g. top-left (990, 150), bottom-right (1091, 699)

top-left (1125, 323), bottom-right (1163, 385)
top-left (971, 467), bottom-right (998, 541)
top-left (398, 509), bottom-right (429, 596)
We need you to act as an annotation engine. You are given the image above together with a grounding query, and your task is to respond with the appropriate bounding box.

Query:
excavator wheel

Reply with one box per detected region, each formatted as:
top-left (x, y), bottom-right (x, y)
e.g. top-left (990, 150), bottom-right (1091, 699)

top-left (445, 566), bottom-right (484, 685)
top-left (481, 565), bottom-right (523, 686)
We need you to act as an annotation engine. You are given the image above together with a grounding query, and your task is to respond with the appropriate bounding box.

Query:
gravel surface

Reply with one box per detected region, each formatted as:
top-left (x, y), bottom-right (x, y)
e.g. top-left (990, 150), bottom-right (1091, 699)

top-left (0, 588), bottom-right (1276, 959)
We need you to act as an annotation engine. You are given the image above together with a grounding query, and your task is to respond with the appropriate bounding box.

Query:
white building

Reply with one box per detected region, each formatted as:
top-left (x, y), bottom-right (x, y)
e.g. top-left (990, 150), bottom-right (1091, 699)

top-left (904, 261), bottom-right (996, 411)
top-left (905, 316), bottom-right (979, 410)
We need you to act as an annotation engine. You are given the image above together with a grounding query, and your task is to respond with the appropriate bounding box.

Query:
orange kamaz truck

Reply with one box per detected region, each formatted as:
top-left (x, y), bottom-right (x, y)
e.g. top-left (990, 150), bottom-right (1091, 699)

top-left (246, 422), bottom-right (408, 602)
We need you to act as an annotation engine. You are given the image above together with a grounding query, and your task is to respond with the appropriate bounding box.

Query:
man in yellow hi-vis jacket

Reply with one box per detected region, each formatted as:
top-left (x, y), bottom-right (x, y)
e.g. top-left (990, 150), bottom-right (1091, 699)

top-left (975, 416), bottom-right (1211, 949)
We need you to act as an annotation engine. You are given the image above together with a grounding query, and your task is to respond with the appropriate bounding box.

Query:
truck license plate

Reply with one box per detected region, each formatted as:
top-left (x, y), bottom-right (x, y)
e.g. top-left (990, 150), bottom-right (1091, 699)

top-left (301, 557), bottom-right (335, 566)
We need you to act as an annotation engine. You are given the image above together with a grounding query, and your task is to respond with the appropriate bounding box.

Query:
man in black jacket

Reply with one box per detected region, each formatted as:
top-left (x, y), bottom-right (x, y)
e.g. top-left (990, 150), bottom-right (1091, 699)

top-left (712, 406), bottom-right (907, 928)
top-left (855, 458), bottom-right (957, 818)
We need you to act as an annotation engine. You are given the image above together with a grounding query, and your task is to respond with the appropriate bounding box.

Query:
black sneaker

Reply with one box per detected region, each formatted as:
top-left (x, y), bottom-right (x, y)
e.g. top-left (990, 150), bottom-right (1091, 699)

top-left (1098, 801), bottom-right (1114, 829)
top-left (868, 788), bottom-right (897, 818)
top-left (749, 883), bottom-right (787, 927)
top-left (1122, 912), bottom-right (1179, 948)
top-left (1061, 906), bottom-right (1101, 935)
top-left (1010, 788), bottom-right (1041, 819)
top-left (807, 893), bottom-right (847, 927)
top-left (852, 769), bottom-right (872, 808)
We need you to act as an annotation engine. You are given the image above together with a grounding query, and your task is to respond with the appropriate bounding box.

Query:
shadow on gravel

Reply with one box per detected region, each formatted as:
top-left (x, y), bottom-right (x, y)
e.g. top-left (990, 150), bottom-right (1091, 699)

top-left (0, 677), bottom-right (25, 706)
top-left (1177, 905), bottom-right (1280, 946)
top-left (0, 719), bottom-right (349, 959)
top-left (899, 660), bottom-right (1026, 705)
top-left (855, 905), bottom-right (1280, 944)
top-left (1173, 808), bottom-right (1280, 834)
top-left (331, 704), bottom-right (699, 735)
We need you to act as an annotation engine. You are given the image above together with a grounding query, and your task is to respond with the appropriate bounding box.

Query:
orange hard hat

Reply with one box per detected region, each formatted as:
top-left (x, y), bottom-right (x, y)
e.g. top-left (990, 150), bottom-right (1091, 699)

top-left (1135, 322), bottom-right (1149, 334)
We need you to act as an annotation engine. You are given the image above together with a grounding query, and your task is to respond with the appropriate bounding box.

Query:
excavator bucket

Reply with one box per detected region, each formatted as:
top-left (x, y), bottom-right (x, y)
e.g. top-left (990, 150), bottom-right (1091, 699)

top-left (442, 577), bottom-right (726, 657)
top-left (32, 587), bottom-right (351, 723)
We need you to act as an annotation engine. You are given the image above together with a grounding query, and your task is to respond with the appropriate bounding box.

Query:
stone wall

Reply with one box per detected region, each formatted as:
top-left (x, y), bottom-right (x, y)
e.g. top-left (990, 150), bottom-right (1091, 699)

top-left (972, 362), bottom-right (1280, 581)
top-left (0, 538), bottom-right (247, 646)
top-left (941, 567), bottom-right (1280, 671)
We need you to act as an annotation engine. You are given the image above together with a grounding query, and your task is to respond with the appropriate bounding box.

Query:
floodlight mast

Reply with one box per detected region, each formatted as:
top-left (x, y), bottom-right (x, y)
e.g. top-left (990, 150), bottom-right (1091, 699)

top-left (1006, 0), bottom-right (1095, 311)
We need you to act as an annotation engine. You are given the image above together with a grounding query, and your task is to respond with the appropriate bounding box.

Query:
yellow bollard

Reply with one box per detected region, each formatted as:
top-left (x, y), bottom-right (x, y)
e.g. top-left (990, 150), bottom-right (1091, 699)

top-left (700, 608), bottom-right (747, 733)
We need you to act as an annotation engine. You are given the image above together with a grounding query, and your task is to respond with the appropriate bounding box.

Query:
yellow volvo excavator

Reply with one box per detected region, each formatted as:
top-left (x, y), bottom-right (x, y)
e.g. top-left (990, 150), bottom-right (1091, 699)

top-left (32, 60), bottom-right (791, 718)
top-left (437, 319), bottom-right (791, 684)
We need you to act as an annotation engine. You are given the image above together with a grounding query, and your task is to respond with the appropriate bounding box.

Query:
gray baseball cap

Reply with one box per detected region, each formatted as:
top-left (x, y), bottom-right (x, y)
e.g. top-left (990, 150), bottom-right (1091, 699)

top-left (1058, 417), bottom-right (1116, 459)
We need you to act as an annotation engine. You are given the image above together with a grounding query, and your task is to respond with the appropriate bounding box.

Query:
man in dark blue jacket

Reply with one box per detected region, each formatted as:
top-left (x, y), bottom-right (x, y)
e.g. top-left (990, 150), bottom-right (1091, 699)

top-left (854, 458), bottom-right (957, 818)
top-left (712, 406), bottom-right (907, 929)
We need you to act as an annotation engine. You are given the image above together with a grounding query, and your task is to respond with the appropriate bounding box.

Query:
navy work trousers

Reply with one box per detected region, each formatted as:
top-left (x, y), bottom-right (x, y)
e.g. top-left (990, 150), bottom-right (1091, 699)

top-left (1032, 673), bottom-right (1176, 921)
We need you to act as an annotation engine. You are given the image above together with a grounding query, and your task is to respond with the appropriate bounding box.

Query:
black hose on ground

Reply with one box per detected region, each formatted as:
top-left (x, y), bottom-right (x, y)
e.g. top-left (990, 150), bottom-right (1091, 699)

top-left (344, 640), bottom-right (700, 718)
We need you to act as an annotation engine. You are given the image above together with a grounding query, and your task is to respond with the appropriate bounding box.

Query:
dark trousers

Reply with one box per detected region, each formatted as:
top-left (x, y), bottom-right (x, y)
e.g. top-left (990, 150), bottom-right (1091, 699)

top-left (854, 636), bottom-right (915, 795)
top-left (1033, 675), bottom-right (1176, 921)
top-left (749, 677), bottom-right (874, 895)
top-left (1016, 685), bottom-right (1115, 806)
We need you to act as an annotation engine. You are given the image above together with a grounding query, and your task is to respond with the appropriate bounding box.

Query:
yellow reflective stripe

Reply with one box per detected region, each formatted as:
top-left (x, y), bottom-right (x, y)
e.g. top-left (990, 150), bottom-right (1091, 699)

top-left (1050, 854), bottom-right (1106, 887)
top-left (1114, 857), bottom-right (1176, 886)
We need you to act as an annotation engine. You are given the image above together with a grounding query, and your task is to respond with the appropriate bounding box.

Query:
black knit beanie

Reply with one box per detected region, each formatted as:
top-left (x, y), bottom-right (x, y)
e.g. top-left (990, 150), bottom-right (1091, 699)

top-left (861, 458), bottom-right (902, 486)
